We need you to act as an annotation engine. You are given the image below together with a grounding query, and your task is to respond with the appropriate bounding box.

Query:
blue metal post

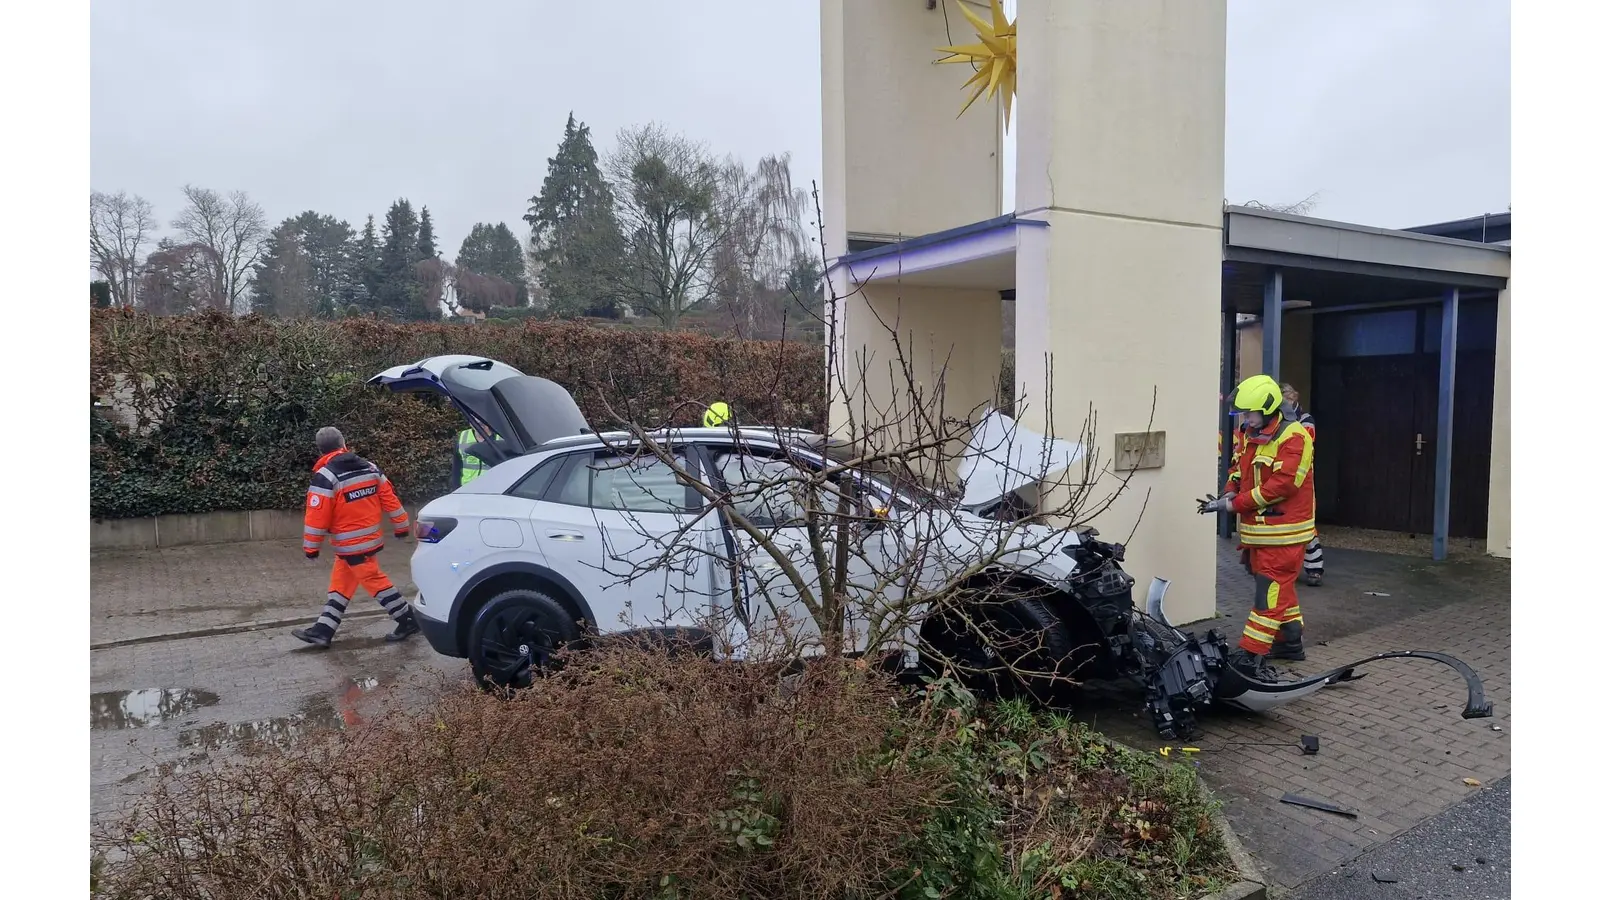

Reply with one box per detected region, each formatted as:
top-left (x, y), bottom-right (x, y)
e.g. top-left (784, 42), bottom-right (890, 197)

top-left (1219, 308), bottom-right (1238, 538)
top-left (1262, 269), bottom-right (1283, 380)
top-left (1432, 288), bottom-right (1460, 560)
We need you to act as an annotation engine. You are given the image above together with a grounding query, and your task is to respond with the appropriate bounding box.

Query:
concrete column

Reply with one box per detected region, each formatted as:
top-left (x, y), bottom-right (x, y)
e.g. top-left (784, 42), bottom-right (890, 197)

top-left (821, 0), bottom-right (1004, 437)
top-left (833, 283), bottom-right (1004, 453)
top-left (1014, 0), bottom-right (1227, 625)
top-left (1485, 282), bottom-right (1511, 558)
top-left (1262, 269), bottom-right (1283, 380)
top-left (1433, 288), bottom-right (1460, 561)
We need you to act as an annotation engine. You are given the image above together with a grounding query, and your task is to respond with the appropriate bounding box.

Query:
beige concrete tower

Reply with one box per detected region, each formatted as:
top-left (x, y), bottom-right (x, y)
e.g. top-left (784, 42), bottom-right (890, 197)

top-left (1013, 1), bottom-right (1227, 623)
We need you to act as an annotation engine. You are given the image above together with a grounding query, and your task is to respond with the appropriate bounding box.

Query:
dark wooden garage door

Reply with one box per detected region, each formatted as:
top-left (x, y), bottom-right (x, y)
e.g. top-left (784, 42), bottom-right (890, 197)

top-left (1310, 298), bottom-right (1498, 538)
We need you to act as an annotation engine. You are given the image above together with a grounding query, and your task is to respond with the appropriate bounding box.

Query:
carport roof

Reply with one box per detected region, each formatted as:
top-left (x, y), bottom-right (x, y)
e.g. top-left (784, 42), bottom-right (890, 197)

top-left (826, 206), bottom-right (1510, 305)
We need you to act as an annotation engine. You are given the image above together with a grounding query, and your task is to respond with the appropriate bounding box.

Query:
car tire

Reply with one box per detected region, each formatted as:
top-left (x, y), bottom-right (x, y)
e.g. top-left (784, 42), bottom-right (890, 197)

top-left (466, 588), bottom-right (582, 691)
top-left (920, 589), bottom-right (1084, 706)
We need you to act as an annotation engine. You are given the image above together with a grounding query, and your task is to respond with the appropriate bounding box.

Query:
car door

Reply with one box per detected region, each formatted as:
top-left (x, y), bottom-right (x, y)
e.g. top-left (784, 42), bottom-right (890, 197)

top-left (703, 446), bottom-right (908, 659)
top-left (526, 448), bottom-right (705, 633)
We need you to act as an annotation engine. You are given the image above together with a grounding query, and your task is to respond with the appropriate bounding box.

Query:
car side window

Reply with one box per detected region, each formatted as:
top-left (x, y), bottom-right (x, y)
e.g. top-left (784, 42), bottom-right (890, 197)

top-left (545, 451), bottom-right (695, 514)
top-left (713, 451), bottom-right (819, 529)
top-left (504, 455), bottom-right (564, 500)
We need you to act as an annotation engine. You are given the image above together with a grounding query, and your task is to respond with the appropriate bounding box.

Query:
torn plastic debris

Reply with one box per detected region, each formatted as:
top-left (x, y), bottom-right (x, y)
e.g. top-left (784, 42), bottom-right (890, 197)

top-left (1137, 577), bottom-right (1494, 738)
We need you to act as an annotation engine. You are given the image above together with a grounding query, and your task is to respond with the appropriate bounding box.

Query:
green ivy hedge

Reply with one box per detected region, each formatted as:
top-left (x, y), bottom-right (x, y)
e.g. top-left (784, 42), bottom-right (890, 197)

top-left (91, 310), bottom-right (826, 520)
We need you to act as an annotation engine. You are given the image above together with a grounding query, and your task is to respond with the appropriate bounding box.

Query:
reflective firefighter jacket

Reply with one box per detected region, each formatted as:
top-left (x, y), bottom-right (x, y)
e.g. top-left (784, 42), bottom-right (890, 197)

top-left (303, 450), bottom-right (411, 558)
top-left (1228, 418), bottom-right (1315, 547)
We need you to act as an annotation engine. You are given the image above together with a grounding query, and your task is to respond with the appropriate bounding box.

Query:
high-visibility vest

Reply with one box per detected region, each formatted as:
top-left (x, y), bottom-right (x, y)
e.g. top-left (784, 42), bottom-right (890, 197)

top-left (1233, 420), bottom-right (1316, 547)
top-left (457, 429), bottom-right (487, 486)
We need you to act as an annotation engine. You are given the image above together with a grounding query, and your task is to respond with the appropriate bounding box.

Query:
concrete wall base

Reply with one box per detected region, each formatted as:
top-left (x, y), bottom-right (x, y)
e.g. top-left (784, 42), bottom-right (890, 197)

top-left (91, 505), bottom-right (425, 551)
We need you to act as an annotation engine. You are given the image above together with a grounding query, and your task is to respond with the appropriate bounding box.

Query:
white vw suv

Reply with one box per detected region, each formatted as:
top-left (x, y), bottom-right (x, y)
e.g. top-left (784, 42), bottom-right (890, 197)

top-left (371, 356), bottom-right (1123, 692)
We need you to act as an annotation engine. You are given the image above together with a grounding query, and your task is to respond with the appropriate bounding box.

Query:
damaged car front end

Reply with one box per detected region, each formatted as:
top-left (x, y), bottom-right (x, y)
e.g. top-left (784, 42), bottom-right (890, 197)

top-left (952, 409), bottom-right (1496, 741)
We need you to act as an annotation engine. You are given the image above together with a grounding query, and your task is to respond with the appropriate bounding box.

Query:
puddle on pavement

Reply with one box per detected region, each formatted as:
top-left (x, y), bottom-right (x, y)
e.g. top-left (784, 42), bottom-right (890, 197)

top-left (91, 688), bottom-right (220, 730)
top-left (176, 676), bottom-right (385, 753)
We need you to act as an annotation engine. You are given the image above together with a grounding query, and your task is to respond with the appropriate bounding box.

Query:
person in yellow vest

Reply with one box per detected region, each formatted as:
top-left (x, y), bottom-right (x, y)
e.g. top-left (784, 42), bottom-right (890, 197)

top-left (454, 427), bottom-right (488, 487)
top-left (703, 401), bottom-right (732, 428)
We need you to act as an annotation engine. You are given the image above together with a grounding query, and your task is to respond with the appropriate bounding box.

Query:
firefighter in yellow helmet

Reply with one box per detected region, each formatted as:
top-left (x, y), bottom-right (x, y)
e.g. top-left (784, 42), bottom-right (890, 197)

top-left (1198, 374), bottom-right (1316, 673)
top-left (703, 401), bottom-right (732, 428)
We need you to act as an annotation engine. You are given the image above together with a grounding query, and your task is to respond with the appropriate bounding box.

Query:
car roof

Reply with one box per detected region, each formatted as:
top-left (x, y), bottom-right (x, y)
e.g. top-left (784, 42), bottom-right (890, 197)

top-left (535, 426), bottom-right (832, 454)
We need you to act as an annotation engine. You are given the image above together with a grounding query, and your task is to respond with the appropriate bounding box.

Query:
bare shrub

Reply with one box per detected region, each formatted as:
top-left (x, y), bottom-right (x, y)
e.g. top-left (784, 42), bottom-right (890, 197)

top-left (93, 649), bottom-right (958, 900)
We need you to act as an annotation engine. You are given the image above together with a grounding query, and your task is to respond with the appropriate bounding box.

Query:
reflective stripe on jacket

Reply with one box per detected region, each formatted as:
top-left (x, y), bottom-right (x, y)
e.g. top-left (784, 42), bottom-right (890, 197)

top-left (303, 449), bottom-right (411, 557)
top-left (457, 428), bottom-right (487, 486)
top-left (1230, 418), bottom-right (1315, 547)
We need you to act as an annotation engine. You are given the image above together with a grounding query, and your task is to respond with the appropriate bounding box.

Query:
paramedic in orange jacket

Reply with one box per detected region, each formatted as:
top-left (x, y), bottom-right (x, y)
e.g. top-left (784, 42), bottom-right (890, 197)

top-left (291, 426), bottom-right (419, 647)
top-left (1199, 375), bottom-right (1314, 673)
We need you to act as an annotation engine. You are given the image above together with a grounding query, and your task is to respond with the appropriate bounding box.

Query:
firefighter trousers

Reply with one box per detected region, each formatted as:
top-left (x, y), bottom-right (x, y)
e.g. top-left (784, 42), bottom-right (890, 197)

top-left (1238, 544), bottom-right (1307, 656)
top-left (315, 554), bottom-right (411, 634)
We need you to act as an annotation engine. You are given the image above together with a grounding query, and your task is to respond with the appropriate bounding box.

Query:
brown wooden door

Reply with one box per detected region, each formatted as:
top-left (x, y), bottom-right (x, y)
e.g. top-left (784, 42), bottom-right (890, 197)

top-left (1313, 352), bottom-right (1429, 534)
top-left (1310, 299), bottom-right (1499, 539)
top-left (1406, 298), bottom-right (1499, 539)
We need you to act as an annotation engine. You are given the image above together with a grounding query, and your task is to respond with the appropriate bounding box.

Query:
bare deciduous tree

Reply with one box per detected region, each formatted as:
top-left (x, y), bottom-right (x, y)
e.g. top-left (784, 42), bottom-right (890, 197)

top-left (528, 185), bottom-right (1159, 702)
top-left (1239, 191), bottom-right (1323, 216)
top-left (138, 240), bottom-right (225, 315)
top-left (711, 153), bottom-right (813, 338)
top-left (90, 191), bottom-right (157, 308)
top-left (171, 186), bottom-right (269, 314)
top-left (606, 123), bottom-right (726, 328)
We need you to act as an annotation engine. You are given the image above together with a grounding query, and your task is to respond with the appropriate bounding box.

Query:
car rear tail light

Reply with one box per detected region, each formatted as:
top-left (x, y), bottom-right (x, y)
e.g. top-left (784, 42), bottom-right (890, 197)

top-left (417, 517), bottom-right (458, 543)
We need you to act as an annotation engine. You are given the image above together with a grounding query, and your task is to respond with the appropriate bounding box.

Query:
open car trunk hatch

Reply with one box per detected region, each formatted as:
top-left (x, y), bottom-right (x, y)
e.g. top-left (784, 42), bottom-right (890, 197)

top-left (368, 355), bottom-right (592, 456)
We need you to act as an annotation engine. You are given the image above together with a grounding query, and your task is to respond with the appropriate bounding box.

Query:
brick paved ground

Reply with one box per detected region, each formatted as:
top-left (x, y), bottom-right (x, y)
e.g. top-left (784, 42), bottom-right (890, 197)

top-left (90, 536), bottom-right (1511, 894)
top-left (1078, 539), bottom-right (1511, 892)
top-left (91, 540), bottom-right (416, 647)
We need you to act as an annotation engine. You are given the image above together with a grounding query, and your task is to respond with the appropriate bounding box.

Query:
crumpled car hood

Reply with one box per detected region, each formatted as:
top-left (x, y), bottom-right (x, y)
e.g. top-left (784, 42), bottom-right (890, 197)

top-left (958, 409), bottom-right (1085, 510)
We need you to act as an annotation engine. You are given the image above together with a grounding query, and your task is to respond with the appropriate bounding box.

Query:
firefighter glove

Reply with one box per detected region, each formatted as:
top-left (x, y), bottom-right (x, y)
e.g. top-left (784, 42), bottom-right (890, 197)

top-left (1196, 492), bottom-right (1235, 514)
top-left (304, 549), bottom-right (320, 561)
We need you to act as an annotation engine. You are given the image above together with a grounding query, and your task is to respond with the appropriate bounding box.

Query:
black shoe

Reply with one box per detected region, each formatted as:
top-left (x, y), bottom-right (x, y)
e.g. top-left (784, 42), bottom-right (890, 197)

top-left (1268, 620), bottom-right (1306, 661)
top-left (1268, 643), bottom-right (1307, 661)
top-left (386, 614), bottom-right (421, 643)
top-left (1302, 569), bottom-right (1323, 587)
top-left (292, 623), bottom-right (335, 647)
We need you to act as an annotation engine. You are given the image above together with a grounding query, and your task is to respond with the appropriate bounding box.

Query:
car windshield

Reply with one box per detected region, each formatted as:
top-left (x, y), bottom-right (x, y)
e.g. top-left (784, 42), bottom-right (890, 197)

top-left (817, 449), bottom-right (955, 510)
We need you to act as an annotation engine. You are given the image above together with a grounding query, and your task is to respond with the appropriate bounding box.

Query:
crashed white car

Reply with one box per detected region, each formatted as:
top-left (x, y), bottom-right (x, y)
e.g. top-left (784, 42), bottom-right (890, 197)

top-left (372, 356), bottom-right (1494, 739)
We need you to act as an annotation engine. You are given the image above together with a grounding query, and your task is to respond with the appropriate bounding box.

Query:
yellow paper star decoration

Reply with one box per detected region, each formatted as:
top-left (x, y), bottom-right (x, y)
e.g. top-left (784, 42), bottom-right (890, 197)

top-left (935, 1), bottom-right (1017, 130)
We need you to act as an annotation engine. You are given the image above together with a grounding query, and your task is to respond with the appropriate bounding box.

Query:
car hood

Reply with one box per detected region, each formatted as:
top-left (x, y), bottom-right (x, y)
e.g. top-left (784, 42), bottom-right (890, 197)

top-left (368, 355), bottom-right (591, 455)
top-left (957, 409), bottom-right (1085, 510)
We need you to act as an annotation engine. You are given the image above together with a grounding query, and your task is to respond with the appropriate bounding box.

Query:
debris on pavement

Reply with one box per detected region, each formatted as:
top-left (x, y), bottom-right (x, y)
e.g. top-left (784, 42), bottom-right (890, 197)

top-left (1300, 734), bottom-right (1320, 755)
top-left (1463, 777), bottom-right (1482, 787)
top-left (1371, 870), bottom-right (1400, 884)
top-left (1281, 792), bottom-right (1359, 818)
top-left (1362, 591), bottom-right (1392, 597)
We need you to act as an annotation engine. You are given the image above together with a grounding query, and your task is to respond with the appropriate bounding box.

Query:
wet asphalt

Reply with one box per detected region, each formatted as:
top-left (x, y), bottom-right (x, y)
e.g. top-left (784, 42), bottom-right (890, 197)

top-left (1288, 775), bottom-right (1510, 900)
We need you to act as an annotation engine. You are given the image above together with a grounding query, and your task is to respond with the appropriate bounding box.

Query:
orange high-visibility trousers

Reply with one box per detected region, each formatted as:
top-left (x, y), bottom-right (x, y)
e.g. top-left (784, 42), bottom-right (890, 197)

top-left (1238, 545), bottom-right (1307, 655)
top-left (315, 555), bottom-right (409, 634)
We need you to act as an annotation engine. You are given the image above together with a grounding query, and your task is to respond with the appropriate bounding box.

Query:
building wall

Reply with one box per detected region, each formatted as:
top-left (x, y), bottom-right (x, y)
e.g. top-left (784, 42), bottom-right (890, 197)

top-left (832, 282), bottom-right (1004, 462)
top-left (821, 0), bottom-right (1002, 244)
top-left (1014, 0), bottom-right (1227, 626)
top-left (1485, 280), bottom-right (1511, 557)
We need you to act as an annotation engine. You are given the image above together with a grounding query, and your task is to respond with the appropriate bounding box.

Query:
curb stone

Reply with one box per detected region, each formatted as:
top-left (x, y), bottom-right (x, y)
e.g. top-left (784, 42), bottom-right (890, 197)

top-left (90, 609), bottom-right (391, 651)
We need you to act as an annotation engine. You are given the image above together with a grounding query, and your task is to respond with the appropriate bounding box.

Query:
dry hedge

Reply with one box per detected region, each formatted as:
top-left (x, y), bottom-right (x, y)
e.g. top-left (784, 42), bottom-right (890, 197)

top-left (93, 652), bottom-right (957, 900)
top-left (92, 649), bottom-right (1235, 900)
top-left (90, 310), bottom-right (826, 519)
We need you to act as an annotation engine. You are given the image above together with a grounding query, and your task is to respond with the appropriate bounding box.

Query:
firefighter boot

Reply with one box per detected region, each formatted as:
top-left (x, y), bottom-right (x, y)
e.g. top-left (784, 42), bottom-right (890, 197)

top-left (386, 612), bottom-right (421, 643)
top-left (292, 622), bottom-right (336, 648)
top-left (1229, 648), bottom-right (1277, 681)
top-left (1268, 620), bottom-right (1307, 661)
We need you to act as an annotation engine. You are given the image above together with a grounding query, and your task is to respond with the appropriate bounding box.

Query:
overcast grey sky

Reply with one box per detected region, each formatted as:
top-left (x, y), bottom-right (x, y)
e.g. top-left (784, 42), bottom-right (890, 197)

top-left (91, 0), bottom-right (1508, 258)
